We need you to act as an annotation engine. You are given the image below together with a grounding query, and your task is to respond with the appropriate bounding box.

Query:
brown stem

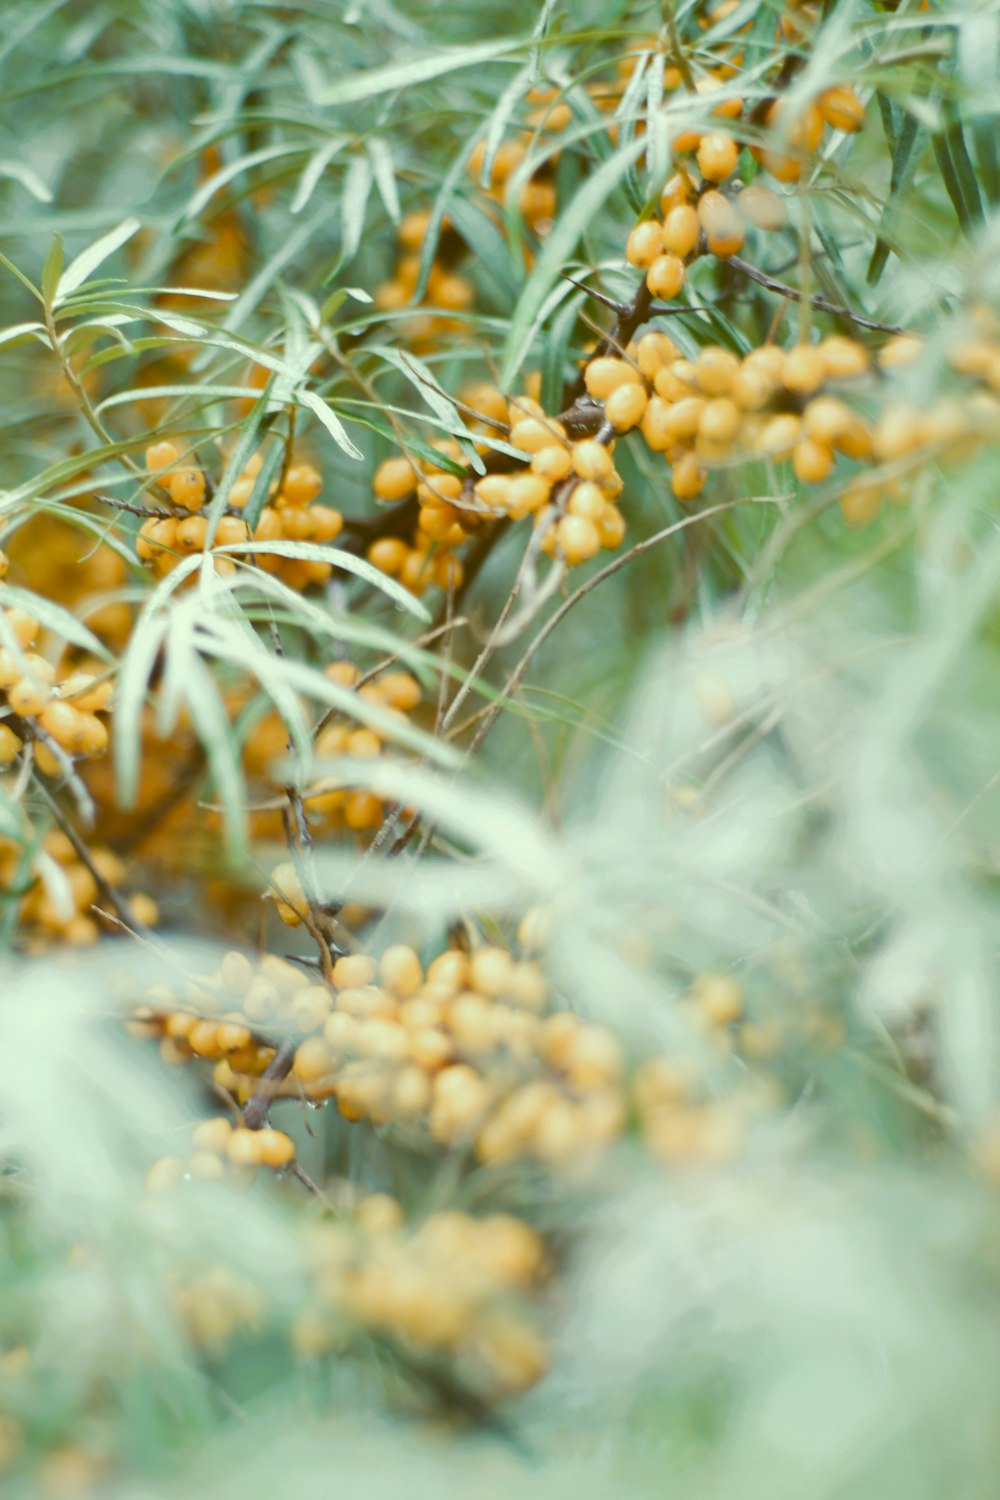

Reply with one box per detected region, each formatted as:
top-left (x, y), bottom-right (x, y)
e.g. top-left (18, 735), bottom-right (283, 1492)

top-left (242, 1040), bottom-right (297, 1129)
top-left (724, 257), bottom-right (904, 334)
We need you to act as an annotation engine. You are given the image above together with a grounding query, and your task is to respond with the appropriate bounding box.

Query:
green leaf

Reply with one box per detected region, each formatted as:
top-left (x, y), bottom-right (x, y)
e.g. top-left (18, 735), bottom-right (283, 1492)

top-left (55, 218), bottom-right (141, 302)
top-left (367, 137), bottom-right (399, 223)
top-left (933, 120), bottom-right (984, 235)
top-left (203, 378), bottom-right (277, 548)
top-left (500, 133), bottom-right (645, 388)
top-left (868, 109), bottom-right (922, 285)
top-left (180, 144), bottom-right (300, 222)
top-left (0, 159), bottom-right (51, 202)
top-left (295, 386), bottom-right (363, 460)
top-left (0, 249), bottom-right (42, 303)
top-left (341, 154), bottom-right (373, 264)
top-left (98, 383), bottom-right (259, 413)
top-left (181, 651), bottom-right (247, 858)
top-left (41, 235), bottom-right (64, 306)
top-left (315, 38), bottom-right (528, 106)
top-left (215, 540), bottom-right (431, 619)
top-left (291, 136), bottom-right (347, 215)
top-left (0, 584), bottom-right (112, 661)
top-left (114, 614), bottom-right (168, 808)
top-left (0, 320), bottom-right (45, 350)
top-left (242, 441), bottom-right (286, 530)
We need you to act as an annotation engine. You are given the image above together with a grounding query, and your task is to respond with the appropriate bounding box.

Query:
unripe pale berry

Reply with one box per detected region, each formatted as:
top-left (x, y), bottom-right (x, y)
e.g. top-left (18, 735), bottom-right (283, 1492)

top-left (697, 191), bottom-right (744, 257)
top-left (736, 184), bottom-right (787, 231)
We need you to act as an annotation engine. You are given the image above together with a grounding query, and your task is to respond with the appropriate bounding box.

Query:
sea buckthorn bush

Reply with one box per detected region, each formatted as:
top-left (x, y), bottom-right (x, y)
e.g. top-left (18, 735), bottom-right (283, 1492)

top-left (3, 2), bottom-right (1000, 1496)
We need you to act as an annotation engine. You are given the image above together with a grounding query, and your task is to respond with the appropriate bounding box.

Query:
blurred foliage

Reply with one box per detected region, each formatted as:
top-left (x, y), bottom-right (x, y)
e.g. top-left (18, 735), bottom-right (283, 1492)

top-left (2, 0), bottom-right (1000, 1497)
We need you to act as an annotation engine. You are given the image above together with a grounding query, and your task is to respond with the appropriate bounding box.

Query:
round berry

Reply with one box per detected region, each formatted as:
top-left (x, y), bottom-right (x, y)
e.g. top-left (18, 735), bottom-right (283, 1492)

top-left (645, 254), bottom-right (686, 300)
top-left (626, 219), bottom-right (665, 269)
top-left (697, 132), bottom-right (739, 182)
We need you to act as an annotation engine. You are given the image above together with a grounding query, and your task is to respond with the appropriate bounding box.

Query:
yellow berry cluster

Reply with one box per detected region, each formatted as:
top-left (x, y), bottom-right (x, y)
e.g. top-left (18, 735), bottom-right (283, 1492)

top-left (135, 935), bottom-right (633, 1173)
top-left (169, 1264), bottom-right (265, 1354)
top-left (293, 1197), bottom-right (548, 1397)
top-left (2, 517), bottom-right (131, 652)
top-left (581, 332), bottom-right (874, 505)
top-left (137, 443), bottom-right (342, 589)
top-left (374, 210), bottom-right (475, 349)
top-left (303, 660), bottom-right (422, 835)
top-left (145, 1113), bottom-right (296, 1194)
top-left (0, 605), bottom-right (112, 776)
top-left (467, 129), bottom-right (558, 238)
top-left (369, 387), bottom-right (626, 580)
top-left (621, 79), bottom-right (863, 288)
top-left (6, 829), bottom-right (156, 951)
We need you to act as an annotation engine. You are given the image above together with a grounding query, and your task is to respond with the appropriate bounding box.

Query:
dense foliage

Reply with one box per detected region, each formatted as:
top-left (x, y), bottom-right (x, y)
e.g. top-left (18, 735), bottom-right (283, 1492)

top-left (3, 0), bottom-right (1000, 1495)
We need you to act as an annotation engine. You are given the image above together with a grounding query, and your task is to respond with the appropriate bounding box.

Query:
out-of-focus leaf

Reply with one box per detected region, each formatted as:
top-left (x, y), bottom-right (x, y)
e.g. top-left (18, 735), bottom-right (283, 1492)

top-left (314, 38), bottom-right (529, 106)
top-left (500, 133), bottom-right (645, 387)
top-left (55, 217), bottom-right (141, 301)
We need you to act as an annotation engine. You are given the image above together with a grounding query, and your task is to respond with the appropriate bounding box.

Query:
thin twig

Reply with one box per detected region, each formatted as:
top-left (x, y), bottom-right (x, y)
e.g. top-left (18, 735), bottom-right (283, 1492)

top-left (726, 256), bottom-right (904, 334)
top-left (242, 1040), bottom-right (297, 1129)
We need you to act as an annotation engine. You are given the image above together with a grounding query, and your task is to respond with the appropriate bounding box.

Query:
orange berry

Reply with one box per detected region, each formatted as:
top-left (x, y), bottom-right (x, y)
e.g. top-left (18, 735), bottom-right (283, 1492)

top-left (373, 457), bottom-right (417, 503)
top-left (571, 440), bottom-right (615, 483)
top-left (136, 517), bottom-right (177, 563)
top-left (635, 332), bottom-right (679, 380)
top-left (661, 204), bottom-right (701, 258)
top-left (5, 609), bottom-right (38, 649)
top-left (226, 1129), bottom-right (261, 1167)
top-left (531, 445), bottom-right (574, 483)
top-left (696, 132), bottom-right (739, 182)
top-left (817, 85), bottom-right (864, 133)
top-left (555, 514), bottom-right (601, 565)
top-left (215, 516), bottom-right (251, 546)
top-left (283, 465), bottom-right (323, 506)
top-left (0, 724), bottom-right (22, 765)
top-left (645, 254), bottom-right (686, 300)
top-left (696, 347), bottom-right (741, 397)
top-left (660, 174), bottom-right (690, 215)
top-left (626, 219), bottom-right (665, 269)
top-left (672, 452), bottom-right (707, 501)
top-left (698, 398), bottom-right (741, 445)
top-left (736, 184), bottom-right (787, 231)
top-left (604, 383), bottom-right (648, 432)
top-left (256, 1127), bottom-right (296, 1167)
top-left (792, 437), bottom-right (835, 483)
top-left (818, 336), bottom-right (870, 380)
top-left (168, 469), bottom-right (207, 509)
top-left (39, 701), bottom-right (85, 751)
top-left (145, 441), bottom-right (179, 480)
top-left (176, 515), bottom-right (208, 552)
top-left (584, 358), bottom-right (641, 401)
top-left (368, 537), bottom-right (409, 575)
top-left (782, 344), bottom-right (827, 396)
top-left (76, 714), bottom-right (108, 757)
